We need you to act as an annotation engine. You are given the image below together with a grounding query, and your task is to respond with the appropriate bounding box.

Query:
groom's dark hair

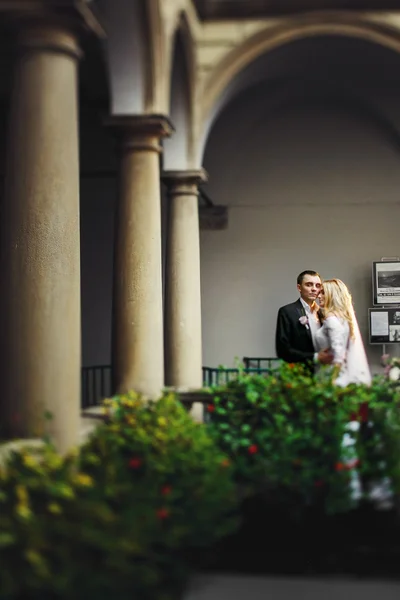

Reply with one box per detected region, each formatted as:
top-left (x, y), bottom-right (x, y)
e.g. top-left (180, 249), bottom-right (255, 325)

top-left (297, 270), bottom-right (320, 285)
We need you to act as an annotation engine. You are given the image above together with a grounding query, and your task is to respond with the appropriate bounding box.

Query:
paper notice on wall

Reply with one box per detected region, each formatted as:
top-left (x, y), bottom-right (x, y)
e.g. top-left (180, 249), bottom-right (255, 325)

top-left (371, 311), bottom-right (389, 336)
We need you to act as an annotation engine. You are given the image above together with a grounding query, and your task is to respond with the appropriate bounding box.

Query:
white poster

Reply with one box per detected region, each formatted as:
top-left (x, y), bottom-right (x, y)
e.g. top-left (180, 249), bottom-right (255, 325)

top-left (371, 311), bottom-right (389, 336)
top-left (374, 262), bottom-right (400, 304)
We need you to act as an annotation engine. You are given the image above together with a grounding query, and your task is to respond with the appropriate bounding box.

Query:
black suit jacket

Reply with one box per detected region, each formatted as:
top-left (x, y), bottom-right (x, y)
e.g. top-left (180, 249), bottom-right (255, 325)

top-left (275, 299), bottom-right (316, 364)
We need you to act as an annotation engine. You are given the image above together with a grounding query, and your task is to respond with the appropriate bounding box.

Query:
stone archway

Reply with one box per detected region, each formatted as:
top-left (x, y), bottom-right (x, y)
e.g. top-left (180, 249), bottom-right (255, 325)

top-left (164, 12), bottom-right (197, 169)
top-left (197, 14), bottom-right (400, 163)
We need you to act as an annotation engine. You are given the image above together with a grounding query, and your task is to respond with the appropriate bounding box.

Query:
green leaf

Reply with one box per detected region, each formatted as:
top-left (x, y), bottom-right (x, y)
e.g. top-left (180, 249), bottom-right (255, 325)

top-left (240, 438), bottom-right (251, 447)
top-left (246, 391), bottom-right (259, 403)
top-left (218, 423), bottom-right (230, 431)
top-left (0, 533), bottom-right (16, 548)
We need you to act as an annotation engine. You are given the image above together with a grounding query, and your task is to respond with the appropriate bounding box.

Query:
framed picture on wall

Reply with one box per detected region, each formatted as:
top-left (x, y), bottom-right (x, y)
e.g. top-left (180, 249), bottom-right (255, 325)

top-left (369, 307), bottom-right (400, 344)
top-left (372, 261), bottom-right (400, 305)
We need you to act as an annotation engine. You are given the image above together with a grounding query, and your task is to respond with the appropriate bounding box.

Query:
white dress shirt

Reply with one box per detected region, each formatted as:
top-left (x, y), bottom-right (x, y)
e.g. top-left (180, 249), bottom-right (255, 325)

top-left (299, 297), bottom-right (321, 358)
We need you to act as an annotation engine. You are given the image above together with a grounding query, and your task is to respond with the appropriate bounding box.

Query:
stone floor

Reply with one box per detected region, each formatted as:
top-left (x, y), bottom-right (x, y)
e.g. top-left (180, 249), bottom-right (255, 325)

top-left (185, 575), bottom-right (400, 600)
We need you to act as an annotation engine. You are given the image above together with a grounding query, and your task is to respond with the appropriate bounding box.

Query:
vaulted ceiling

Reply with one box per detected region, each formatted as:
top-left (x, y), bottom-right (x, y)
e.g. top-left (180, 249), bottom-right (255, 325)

top-left (194, 0), bottom-right (400, 19)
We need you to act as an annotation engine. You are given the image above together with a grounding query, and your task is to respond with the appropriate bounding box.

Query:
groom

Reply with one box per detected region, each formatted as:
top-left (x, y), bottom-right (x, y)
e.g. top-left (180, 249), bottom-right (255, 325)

top-left (275, 270), bottom-right (333, 367)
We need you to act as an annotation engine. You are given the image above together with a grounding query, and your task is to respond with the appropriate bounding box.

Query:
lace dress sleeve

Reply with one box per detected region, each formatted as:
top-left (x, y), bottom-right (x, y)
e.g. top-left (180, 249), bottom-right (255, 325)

top-left (324, 316), bottom-right (348, 365)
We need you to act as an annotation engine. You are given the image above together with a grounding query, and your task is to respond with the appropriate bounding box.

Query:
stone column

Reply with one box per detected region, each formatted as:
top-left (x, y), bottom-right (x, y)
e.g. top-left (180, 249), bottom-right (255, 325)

top-left (0, 20), bottom-right (82, 452)
top-left (162, 170), bottom-right (207, 390)
top-left (107, 116), bottom-right (173, 398)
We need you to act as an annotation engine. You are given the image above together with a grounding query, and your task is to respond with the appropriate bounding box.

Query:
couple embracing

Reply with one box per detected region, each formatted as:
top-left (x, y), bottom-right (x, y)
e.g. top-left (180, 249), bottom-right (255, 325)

top-left (275, 270), bottom-right (371, 386)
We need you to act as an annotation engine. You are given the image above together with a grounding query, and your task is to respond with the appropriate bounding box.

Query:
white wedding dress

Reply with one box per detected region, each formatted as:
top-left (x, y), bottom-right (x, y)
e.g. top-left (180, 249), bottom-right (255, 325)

top-left (315, 312), bottom-right (391, 506)
top-left (314, 311), bottom-right (371, 387)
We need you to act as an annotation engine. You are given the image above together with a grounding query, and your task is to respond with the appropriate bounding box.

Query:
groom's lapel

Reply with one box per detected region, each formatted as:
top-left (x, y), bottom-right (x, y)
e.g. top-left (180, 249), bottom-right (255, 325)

top-left (295, 299), bottom-right (312, 340)
top-left (295, 298), bottom-right (305, 319)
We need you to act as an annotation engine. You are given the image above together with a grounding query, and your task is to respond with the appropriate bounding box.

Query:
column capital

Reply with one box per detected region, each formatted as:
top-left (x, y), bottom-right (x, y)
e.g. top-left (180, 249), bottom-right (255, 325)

top-left (0, 0), bottom-right (104, 59)
top-left (0, 0), bottom-right (104, 30)
top-left (106, 115), bottom-right (174, 154)
top-left (162, 169), bottom-right (208, 194)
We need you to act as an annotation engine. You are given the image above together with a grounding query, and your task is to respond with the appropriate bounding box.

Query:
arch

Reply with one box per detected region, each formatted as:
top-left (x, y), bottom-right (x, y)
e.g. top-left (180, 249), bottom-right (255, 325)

top-left (164, 11), bottom-right (197, 169)
top-left (197, 14), bottom-right (400, 162)
top-left (234, 77), bottom-right (400, 152)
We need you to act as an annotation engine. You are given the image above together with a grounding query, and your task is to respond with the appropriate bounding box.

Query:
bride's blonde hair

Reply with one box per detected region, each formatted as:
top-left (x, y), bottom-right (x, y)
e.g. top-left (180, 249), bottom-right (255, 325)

top-left (322, 279), bottom-right (355, 340)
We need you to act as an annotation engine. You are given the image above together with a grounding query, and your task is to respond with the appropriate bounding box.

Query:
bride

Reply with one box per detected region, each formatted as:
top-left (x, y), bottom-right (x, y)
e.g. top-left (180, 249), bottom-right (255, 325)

top-left (314, 280), bottom-right (392, 504)
top-left (315, 278), bottom-right (371, 386)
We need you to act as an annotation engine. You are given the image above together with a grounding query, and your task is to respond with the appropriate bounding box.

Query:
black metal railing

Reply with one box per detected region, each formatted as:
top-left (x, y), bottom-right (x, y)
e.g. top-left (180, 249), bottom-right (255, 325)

top-left (81, 365), bottom-right (112, 409)
top-left (243, 357), bottom-right (281, 370)
top-left (202, 367), bottom-right (271, 386)
top-left (81, 358), bottom-right (281, 409)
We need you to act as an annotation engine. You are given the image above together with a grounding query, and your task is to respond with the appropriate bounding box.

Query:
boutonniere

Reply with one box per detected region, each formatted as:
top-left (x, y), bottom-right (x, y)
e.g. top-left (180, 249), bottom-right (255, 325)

top-left (299, 315), bottom-right (309, 329)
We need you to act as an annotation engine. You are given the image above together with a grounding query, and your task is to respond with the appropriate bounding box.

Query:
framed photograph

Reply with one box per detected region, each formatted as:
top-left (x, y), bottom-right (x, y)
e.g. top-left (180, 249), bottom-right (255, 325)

top-left (372, 261), bottom-right (400, 305)
top-left (369, 307), bottom-right (400, 344)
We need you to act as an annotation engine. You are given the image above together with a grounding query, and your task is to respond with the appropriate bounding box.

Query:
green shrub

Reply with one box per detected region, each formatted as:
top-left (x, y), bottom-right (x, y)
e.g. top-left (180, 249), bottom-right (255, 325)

top-left (81, 392), bottom-right (238, 554)
top-left (205, 362), bottom-right (395, 515)
top-left (0, 392), bottom-right (238, 600)
top-left (354, 372), bottom-right (400, 497)
top-left (0, 444), bottom-right (119, 600)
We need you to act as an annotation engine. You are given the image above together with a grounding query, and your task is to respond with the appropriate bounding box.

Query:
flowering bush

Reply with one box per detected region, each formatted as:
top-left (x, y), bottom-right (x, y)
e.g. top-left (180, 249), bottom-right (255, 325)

top-left (356, 357), bottom-right (400, 498)
top-left (0, 393), bottom-right (238, 599)
top-left (206, 363), bottom-right (399, 515)
top-left (0, 444), bottom-right (118, 599)
top-left (382, 354), bottom-right (400, 383)
top-left (82, 392), bottom-right (238, 552)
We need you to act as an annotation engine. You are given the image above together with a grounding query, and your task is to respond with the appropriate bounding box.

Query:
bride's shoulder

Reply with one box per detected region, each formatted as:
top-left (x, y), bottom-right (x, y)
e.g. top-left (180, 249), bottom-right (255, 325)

top-left (323, 313), bottom-right (342, 326)
top-left (324, 312), bottom-right (339, 321)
